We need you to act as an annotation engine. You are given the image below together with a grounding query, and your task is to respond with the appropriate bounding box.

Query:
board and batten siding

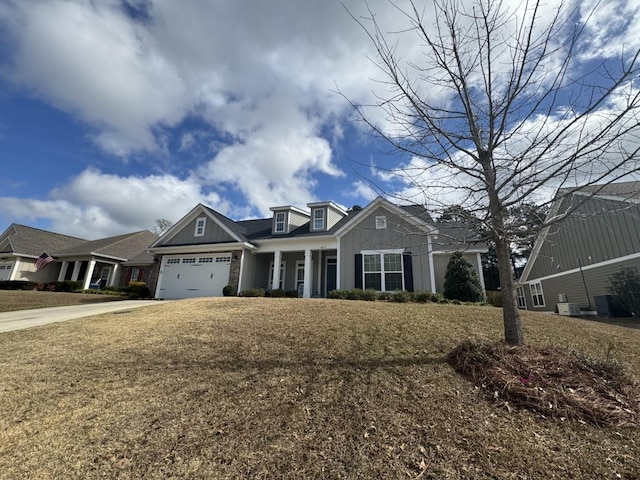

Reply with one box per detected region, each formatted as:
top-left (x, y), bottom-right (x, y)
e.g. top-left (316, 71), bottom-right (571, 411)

top-left (527, 195), bottom-right (640, 280)
top-left (163, 216), bottom-right (236, 246)
top-left (526, 256), bottom-right (640, 311)
top-left (339, 206), bottom-right (431, 291)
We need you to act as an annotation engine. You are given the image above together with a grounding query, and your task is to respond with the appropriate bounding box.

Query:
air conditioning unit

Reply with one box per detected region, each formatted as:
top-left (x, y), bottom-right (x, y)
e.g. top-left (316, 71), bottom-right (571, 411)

top-left (557, 303), bottom-right (581, 316)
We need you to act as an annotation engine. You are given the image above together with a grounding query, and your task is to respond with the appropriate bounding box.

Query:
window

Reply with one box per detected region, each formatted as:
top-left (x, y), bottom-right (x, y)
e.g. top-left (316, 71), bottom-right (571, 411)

top-left (216, 256), bottom-right (231, 263)
top-left (313, 208), bottom-right (325, 230)
top-left (530, 282), bottom-right (545, 307)
top-left (194, 217), bottom-right (206, 237)
top-left (130, 268), bottom-right (140, 283)
top-left (516, 286), bottom-right (526, 309)
top-left (296, 261), bottom-right (305, 296)
top-left (363, 251), bottom-right (403, 291)
top-left (166, 258), bottom-right (181, 264)
top-left (275, 212), bottom-right (286, 233)
top-left (375, 216), bottom-right (387, 230)
top-left (182, 258), bottom-right (196, 264)
top-left (199, 257), bottom-right (214, 263)
top-left (269, 261), bottom-right (285, 289)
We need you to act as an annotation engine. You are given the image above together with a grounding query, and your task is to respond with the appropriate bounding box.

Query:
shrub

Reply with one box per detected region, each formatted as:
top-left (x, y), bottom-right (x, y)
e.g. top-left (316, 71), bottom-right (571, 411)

top-left (346, 289), bottom-right (364, 300)
top-left (126, 281), bottom-right (151, 298)
top-left (377, 291), bottom-right (394, 301)
top-left (285, 290), bottom-right (299, 298)
top-left (443, 252), bottom-right (485, 302)
top-left (413, 291), bottom-right (431, 303)
top-left (267, 289), bottom-right (286, 298)
top-left (222, 284), bottom-right (235, 297)
top-left (0, 280), bottom-right (38, 291)
top-left (608, 268), bottom-right (640, 315)
top-left (391, 291), bottom-right (413, 303)
top-left (327, 289), bottom-right (349, 300)
top-left (240, 288), bottom-right (266, 297)
top-left (361, 288), bottom-right (378, 301)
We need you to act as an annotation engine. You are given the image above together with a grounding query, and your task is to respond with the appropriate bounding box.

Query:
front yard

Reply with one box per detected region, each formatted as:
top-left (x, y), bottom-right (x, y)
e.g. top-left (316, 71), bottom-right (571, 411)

top-left (0, 298), bottom-right (638, 478)
top-left (0, 290), bottom-right (126, 312)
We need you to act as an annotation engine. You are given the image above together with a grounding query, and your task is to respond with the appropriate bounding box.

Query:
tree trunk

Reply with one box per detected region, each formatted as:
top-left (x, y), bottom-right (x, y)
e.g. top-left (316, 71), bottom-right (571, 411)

top-left (495, 236), bottom-right (524, 345)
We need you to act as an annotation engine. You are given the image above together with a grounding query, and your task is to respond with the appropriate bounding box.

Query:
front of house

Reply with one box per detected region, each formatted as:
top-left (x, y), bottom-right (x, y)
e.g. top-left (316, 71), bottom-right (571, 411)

top-left (148, 197), bottom-right (487, 299)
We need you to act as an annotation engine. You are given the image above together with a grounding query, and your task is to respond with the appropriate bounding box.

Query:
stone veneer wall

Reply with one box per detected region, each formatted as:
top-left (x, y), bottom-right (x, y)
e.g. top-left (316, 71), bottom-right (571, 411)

top-left (227, 250), bottom-right (242, 295)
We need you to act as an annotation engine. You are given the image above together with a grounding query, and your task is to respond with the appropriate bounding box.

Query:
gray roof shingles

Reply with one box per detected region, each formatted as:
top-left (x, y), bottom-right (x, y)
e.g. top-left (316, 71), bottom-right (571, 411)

top-left (0, 224), bottom-right (86, 256)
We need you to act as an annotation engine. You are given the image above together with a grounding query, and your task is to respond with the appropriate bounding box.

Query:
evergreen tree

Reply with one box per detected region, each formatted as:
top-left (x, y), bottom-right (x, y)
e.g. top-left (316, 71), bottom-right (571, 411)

top-left (444, 252), bottom-right (485, 302)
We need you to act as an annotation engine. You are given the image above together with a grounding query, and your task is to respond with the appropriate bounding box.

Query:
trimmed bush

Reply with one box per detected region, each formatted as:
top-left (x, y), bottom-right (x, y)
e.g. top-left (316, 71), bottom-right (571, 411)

top-left (413, 291), bottom-right (432, 303)
top-left (327, 289), bottom-right (348, 300)
top-left (222, 285), bottom-right (235, 297)
top-left (391, 291), bottom-right (413, 303)
top-left (377, 291), bottom-right (394, 301)
top-left (126, 281), bottom-right (151, 298)
top-left (267, 289), bottom-right (287, 298)
top-left (239, 288), bottom-right (266, 297)
top-left (443, 252), bottom-right (485, 302)
top-left (0, 281), bottom-right (38, 291)
top-left (285, 290), bottom-right (299, 298)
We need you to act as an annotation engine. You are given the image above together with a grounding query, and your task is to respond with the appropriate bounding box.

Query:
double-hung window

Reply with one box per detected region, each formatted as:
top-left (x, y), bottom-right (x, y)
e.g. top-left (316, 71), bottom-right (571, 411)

top-left (275, 212), bottom-right (286, 233)
top-left (313, 208), bottom-right (325, 230)
top-left (363, 250), bottom-right (404, 291)
top-left (530, 282), bottom-right (545, 307)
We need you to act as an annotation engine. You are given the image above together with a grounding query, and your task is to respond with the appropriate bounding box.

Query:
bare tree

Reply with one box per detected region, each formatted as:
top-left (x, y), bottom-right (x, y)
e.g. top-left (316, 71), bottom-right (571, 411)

top-left (152, 218), bottom-right (173, 236)
top-left (345, 0), bottom-right (640, 345)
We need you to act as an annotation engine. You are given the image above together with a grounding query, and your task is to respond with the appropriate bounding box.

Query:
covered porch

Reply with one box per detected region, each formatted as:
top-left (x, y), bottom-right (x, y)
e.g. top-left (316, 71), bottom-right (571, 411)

top-left (57, 256), bottom-right (121, 290)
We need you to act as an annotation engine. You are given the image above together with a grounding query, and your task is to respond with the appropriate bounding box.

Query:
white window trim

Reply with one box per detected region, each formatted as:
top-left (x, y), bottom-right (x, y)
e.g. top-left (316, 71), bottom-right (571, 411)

top-left (313, 208), bottom-right (325, 230)
top-left (275, 212), bottom-right (286, 234)
top-left (296, 260), bottom-right (305, 296)
top-left (194, 217), bottom-right (207, 237)
top-left (361, 249), bottom-right (404, 291)
top-left (530, 282), bottom-right (545, 307)
top-left (516, 286), bottom-right (527, 309)
top-left (375, 215), bottom-right (387, 230)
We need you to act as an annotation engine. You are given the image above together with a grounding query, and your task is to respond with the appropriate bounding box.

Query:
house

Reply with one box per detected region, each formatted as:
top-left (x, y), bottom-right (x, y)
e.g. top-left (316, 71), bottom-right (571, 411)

top-left (0, 224), bottom-right (157, 289)
top-left (518, 181), bottom-right (640, 313)
top-left (148, 197), bottom-right (487, 299)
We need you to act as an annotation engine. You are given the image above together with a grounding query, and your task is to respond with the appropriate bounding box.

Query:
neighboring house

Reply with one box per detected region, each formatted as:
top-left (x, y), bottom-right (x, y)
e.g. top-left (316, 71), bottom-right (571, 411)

top-left (518, 181), bottom-right (640, 313)
top-left (148, 197), bottom-right (487, 299)
top-left (0, 224), bottom-right (158, 289)
top-left (0, 224), bottom-right (86, 283)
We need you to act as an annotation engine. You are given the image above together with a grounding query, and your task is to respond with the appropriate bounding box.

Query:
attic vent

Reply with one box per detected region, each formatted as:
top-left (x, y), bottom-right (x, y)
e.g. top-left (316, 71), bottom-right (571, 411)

top-left (375, 216), bottom-right (387, 230)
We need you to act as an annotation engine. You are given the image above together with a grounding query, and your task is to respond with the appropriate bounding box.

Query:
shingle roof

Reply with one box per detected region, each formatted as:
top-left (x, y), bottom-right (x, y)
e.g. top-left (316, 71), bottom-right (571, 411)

top-left (123, 250), bottom-right (155, 265)
top-left (0, 224), bottom-right (86, 256)
top-left (53, 230), bottom-right (158, 260)
top-left (431, 222), bottom-right (485, 252)
top-left (400, 204), bottom-right (435, 223)
top-left (562, 181), bottom-right (640, 201)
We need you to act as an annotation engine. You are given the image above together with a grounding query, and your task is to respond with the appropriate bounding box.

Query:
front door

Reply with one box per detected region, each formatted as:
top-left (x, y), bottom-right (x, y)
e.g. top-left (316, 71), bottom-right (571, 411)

top-left (326, 257), bottom-right (337, 296)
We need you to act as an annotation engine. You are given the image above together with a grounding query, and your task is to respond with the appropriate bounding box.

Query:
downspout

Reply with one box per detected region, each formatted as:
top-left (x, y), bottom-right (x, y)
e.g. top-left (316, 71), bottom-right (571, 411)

top-left (237, 249), bottom-right (246, 295)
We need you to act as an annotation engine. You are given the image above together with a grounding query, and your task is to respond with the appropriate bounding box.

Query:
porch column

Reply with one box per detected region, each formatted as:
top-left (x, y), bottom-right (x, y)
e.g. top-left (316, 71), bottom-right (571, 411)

top-left (476, 252), bottom-right (486, 294)
top-left (303, 249), bottom-right (312, 298)
top-left (316, 251), bottom-right (322, 297)
top-left (109, 264), bottom-right (119, 287)
top-left (58, 261), bottom-right (69, 281)
top-left (83, 259), bottom-right (97, 290)
top-left (272, 250), bottom-right (282, 290)
top-left (71, 261), bottom-right (82, 281)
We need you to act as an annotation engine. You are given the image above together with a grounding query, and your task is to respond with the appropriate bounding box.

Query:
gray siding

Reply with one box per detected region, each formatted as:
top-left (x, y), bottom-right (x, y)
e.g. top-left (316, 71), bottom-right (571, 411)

top-left (527, 195), bottom-right (640, 280)
top-left (528, 256), bottom-right (640, 312)
top-left (339, 206), bottom-right (431, 291)
top-left (164, 216), bottom-right (236, 246)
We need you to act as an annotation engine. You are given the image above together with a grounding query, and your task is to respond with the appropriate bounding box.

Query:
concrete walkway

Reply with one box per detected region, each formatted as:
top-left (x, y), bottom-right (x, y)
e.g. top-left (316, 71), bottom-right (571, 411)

top-left (0, 300), bottom-right (171, 333)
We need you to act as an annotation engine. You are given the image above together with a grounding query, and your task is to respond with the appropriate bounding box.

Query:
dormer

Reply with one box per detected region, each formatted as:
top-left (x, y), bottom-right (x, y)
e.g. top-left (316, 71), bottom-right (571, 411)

top-left (307, 201), bottom-right (348, 232)
top-left (269, 206), bottom-right (310, 235)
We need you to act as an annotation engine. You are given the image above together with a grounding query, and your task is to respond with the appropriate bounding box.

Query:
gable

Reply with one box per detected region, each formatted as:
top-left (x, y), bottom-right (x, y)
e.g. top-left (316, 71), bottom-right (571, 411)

top-left (162, 215), bottom-right (238, 246)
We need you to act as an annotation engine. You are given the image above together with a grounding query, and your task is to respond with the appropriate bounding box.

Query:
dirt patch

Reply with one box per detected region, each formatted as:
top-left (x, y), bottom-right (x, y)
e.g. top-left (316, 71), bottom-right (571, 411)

top-left (448, 339), bottom-right (640, 427)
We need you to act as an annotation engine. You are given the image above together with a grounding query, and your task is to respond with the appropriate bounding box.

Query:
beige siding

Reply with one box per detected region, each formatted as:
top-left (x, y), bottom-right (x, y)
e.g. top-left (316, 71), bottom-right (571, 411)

top-left (164, 216), bottom-right (236, 246)
top-left (12, 257), bottom-right (60, 282)
top-left (339, 206), bottom-right (431, 291)
top-left (327, 207), bottom-right (345, 229)
top-left (527, 195), bottom-right (640, 280)
top-left (530, 256), bottom-right (640, 312)
top-left (290, 211), bottom-right (310, 229)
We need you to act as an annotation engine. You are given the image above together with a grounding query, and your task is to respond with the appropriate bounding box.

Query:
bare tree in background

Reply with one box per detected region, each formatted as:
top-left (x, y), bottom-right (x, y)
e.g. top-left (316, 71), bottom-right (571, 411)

top-left (153, 218), bottom-right (173, 236)
top-left (346, 0), bottom-right (640, 345)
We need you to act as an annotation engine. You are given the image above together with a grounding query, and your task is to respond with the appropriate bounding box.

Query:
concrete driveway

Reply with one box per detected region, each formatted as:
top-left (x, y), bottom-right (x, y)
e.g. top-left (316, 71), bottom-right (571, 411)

top-left (0, 300), bottom-right (171, 333)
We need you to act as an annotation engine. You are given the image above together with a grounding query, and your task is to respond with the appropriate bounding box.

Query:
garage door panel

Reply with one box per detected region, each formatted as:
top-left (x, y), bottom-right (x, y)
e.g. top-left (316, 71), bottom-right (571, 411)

top-left (158, 255), bottom-right (231, 299)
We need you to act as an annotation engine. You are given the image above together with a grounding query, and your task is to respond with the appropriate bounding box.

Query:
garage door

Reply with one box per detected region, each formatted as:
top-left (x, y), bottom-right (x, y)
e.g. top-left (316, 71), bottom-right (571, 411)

top-left (0, 263), bottom-right (13, 281)
top-left (157, 254), bottom-right (232, 299)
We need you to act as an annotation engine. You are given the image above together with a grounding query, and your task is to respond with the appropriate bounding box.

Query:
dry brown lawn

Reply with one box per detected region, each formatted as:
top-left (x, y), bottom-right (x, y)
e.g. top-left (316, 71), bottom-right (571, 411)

top-left (0, 290), bottom-right (126, 312)
top-left (0, 298), bottom-right (639, 479)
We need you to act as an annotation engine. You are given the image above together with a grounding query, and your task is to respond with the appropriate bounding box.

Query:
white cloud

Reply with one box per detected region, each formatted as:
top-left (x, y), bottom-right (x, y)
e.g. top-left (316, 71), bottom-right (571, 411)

top-left (0, 169), bottom-right (224, 239)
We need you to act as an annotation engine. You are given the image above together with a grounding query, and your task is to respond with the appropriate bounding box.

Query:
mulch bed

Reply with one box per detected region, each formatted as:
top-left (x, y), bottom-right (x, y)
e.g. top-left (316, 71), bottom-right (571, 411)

top-left (448, 339), bottom-right (640, 427)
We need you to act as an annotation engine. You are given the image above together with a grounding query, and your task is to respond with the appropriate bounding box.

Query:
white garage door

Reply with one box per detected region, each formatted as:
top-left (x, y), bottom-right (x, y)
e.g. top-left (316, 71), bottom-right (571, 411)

top-left (0, 263), bottom-right (13, 281)
top-left (157, 254), bottom-right (232, 299)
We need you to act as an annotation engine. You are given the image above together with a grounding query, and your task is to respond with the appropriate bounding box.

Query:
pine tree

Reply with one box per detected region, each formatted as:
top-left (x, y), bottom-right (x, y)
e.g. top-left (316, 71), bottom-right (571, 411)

top-left (444, 252), bottom-right (485, 303)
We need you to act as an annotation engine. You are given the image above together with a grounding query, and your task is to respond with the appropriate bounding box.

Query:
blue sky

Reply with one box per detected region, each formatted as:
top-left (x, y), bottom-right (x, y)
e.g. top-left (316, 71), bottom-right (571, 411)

top-left (0, 0), bottom-right (638, 239)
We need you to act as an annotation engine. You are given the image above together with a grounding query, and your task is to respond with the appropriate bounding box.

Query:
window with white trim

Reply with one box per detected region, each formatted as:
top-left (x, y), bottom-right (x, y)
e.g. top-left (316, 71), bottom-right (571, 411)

top-left (313, 208), bottom-right (325, 230)
top-left (166, 258), bottom-right (181, 264)
top-left (516, 286), bottom-right (526, 309)
top-left (530, 282), bottom-right (545, 307)
top-left (275, 212), bottom-right (286, 233)
top-left (194, 217), bottom-right (206, 237)
top-left (363, 251), bottom-right (403, 291)
top-left (375, 216), bottom-right (387, 230)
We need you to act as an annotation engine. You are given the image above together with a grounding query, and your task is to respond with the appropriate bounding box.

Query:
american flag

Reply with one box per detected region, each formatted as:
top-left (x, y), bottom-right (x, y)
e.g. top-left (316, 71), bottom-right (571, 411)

top-left (35, 252), bottom-right (55, 270)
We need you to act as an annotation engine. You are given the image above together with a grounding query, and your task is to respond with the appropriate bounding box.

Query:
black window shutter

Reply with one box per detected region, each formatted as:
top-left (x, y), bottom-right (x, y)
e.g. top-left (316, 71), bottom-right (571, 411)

top-left (403, 253), bottom-right (414, 292)
top-left (355, 254), bottom-right (363, 289)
